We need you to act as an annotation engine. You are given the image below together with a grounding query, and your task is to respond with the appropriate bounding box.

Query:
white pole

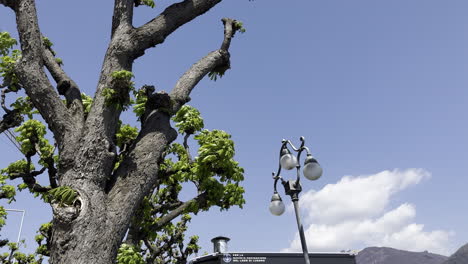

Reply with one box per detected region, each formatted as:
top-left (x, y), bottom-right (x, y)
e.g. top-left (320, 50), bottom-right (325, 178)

top-left (5, 209), bottom-right (25, 243)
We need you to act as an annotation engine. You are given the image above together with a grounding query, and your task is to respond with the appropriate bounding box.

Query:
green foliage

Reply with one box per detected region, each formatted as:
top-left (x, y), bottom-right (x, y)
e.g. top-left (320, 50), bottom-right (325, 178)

top-left (1, 159), bottom-right (35, 177)
top-left (116, 123), bottom-right (138, 149)
top-left (0, 32), bottom-right (21, 91)
top-left (42, 37), bottom-right (53, 49)
top-left (0, 241), bottom-right (42, 264)
top-left (14, 119), bottom-right (54, 164)
top-left (81, 93), bottom-right (93, 116)
top-left (0, 206), bottom-right (6, 227)
top-left (0, 32), bottom-right (17, 56)
top-left (103, 70), bottom-right (135, 110)
top-left (0, 48), bottom-right (21, 92)
top-left (33, 222), bottom-right (51, 257)
top-left (11, 96), bottom-right (38, 119)
top-left (39, 222), bottom-right (52, 234)
top-left (132, 88), bottom-right (148, 120)
top-left (234, 21), bottom-right (246, 33)
top-left (172, 105), bottom-right (204, 134)
top-left (141, 0), bottom-right (155, 8)
top-left (116, 244), bottom-right (144, 264)
top-left (208, 63), bottom-right (230, 81)
top-left (47, 186), bottom-right (78, 206)
top-left (194, 129), bottom-right (245, 209)
top-left (157, 106), bottom-right (245, 216)
top-left (55, 57), bottom-right (63, 66)
top-left (17, 183), bottom-right (28, 191)
top-left (1, 185), bottom-right (16, 202)
top-left (0, 175), bottom-right (14, 203)
top-left (111, 70), bottom-right (134, 80)
top-left (208, 68), bottom-right (225, 81)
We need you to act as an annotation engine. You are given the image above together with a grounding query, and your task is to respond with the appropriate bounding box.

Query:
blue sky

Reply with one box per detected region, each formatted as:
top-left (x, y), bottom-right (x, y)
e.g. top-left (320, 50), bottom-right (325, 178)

top-left (1, 0), bottom-right (467, 257)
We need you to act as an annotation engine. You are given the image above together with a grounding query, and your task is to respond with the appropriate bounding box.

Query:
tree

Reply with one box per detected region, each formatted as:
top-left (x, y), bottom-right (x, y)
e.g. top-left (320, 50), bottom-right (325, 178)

top-left (0, 0), bottom-right (246, 263)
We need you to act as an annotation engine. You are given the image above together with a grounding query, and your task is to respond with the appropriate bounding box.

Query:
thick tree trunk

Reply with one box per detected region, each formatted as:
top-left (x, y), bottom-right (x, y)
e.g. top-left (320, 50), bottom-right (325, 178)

top-left (49, 110), bottom-right (177, 264)
top-left (1, 0), bottom-right (237, 262)
top-left (50, 191), bottom-right (116, 264)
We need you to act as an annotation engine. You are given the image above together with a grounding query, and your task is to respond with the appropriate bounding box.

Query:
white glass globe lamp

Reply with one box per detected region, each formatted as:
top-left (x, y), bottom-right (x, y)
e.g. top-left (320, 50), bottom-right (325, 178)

top-left (269, 193), bottom-right (285, 216)
top-left (303, 155), bottom-right (322, 181)
top-left (280, 148), bottom-right (297, 170)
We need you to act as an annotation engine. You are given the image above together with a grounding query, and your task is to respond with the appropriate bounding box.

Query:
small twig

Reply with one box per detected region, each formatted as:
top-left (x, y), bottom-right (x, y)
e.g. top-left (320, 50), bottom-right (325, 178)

top-left (182, 133), bottom-right (193, 163)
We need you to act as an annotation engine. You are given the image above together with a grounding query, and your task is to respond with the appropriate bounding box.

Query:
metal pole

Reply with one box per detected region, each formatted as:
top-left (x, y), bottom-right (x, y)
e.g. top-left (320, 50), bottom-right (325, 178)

top-left (5, 209), bottom-right (25, 243)
top-left (292, 200), bottom-right (310, 264)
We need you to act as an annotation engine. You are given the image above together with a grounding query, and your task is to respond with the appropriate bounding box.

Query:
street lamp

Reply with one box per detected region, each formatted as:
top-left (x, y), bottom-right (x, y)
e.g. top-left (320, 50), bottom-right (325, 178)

top-left (269, 137), bottom-right (322, 264)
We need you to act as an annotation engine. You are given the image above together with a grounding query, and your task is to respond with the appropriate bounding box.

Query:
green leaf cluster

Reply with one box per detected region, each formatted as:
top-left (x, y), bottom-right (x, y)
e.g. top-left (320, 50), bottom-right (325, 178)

top-left (172, 105), bottom-right (204, 134)
top-left (47, 186), bottom-right (77, 206)
top-left (0, 206), bottom-right (7, 227)
top-left (33, 222), bottom-right (51, 257)
top-left (55, 57), bottom-right (63, 66)
top-left (0, 242), bottom-right (42, 264)
top-left (234, 21), bottom-right (246, 33)
top-left (15, 120), bottom-right (54, 164)
top-left (132, 88), bottom-right (148, 120)
top-left (0, 173), bottom-right (16, 203)
top-left (0, 32), bottom-right (21, 91)
top-left (11, 96), bottom-right (38, 119)
top-left (162, 107), bottom-right (245, 213)
top-left (0, 32), bottom-right (17, 56)
top-left (116, 244), bottom-right (144, 264)
top-left (81, 93), bottom-right (93, 116)
top-left (141, 0), bottom-right (155, 8)
top-left (1, 185), bottom-right (15, 201)
top-left (42, 37), bottom-right (53, 49)
top-left (111, 70), bottom-right (134, 81)
top-left (116, 123), bottom-right (138, 149)
top-left (103, 70), bottom-right (135, 110)
top-left (208, 62), bottom-right (230, 81)
top-left (1, 159), bottom-right (35, 177)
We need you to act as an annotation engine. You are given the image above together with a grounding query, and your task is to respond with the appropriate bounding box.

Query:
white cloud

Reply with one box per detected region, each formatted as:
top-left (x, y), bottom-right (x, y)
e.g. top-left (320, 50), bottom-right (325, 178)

top-left (283, 169), bottom-right (454, 255)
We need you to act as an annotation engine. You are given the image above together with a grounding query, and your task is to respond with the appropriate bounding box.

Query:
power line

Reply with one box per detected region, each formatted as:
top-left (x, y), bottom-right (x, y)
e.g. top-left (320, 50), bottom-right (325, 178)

top-left (1, 128), bottom-right (21, 152)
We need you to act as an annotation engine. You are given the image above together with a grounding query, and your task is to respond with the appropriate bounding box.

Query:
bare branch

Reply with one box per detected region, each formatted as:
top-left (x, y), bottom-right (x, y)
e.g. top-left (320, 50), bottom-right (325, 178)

top-left (0, 0), bottom-right (16, 9)
top-left (0, 110), bottom-right (23, 134)
top-left (111, 0), bottom-right (134, 36)
top-left (42, 48), bottom-right (84, 124)
top-left (183, 133), bottom-right (194, 163)
top-left (11, 158), bottom-right (50, 193)
top-left (149, 192), bottom-right (207, 232)
top-left (1, 88), bottom-right (13, 113)
top-left (169, 18), bottom-right (238, 113)
top-left (12, 0), bottom-right (78, 151)
top-left (34, 142), bottom-right (59, 188)
top-left (130, 0), bottom-right (222, 58)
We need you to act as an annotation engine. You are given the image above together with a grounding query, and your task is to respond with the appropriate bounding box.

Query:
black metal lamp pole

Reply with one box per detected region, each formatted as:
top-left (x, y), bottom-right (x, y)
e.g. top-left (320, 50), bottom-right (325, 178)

top-left (269, 137), bottom-right (323, 264)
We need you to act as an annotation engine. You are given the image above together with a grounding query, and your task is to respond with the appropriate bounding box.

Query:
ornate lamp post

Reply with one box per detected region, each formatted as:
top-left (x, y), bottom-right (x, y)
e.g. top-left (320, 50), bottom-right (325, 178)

top-left (269, 137), bottom-right (323, 264)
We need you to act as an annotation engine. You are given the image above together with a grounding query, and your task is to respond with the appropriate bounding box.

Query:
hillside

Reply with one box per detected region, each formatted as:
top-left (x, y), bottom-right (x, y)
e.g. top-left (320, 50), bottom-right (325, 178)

top-left (356, 247), bottom-right (448, 264)
top-left (442, 243), bottom-right (468, 264)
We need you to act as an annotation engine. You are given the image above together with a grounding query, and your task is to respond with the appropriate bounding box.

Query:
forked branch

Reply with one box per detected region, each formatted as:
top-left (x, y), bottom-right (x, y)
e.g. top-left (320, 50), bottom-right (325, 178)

top-left (130, 0), bottom-right (222, 58)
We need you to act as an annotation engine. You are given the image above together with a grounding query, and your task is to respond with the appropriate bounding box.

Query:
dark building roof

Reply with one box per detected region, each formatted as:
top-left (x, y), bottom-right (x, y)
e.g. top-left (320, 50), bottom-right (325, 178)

top-left (189, 252), bottom-right (356, 264)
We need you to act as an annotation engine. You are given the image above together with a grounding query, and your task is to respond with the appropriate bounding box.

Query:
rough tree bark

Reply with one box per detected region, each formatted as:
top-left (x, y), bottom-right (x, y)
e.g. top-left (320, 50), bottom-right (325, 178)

top-left (0, 0), bottom-right (241, 263)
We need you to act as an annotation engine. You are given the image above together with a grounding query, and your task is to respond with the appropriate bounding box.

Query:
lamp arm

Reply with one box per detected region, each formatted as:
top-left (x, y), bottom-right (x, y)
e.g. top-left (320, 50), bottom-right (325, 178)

top-left (272, 173), bottom-right (285, 193)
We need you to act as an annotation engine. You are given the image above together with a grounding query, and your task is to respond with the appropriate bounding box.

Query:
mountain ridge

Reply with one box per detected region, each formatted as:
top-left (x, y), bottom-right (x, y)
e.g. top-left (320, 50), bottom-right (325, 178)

top-left (356, 246), bottom-right (448, 264)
